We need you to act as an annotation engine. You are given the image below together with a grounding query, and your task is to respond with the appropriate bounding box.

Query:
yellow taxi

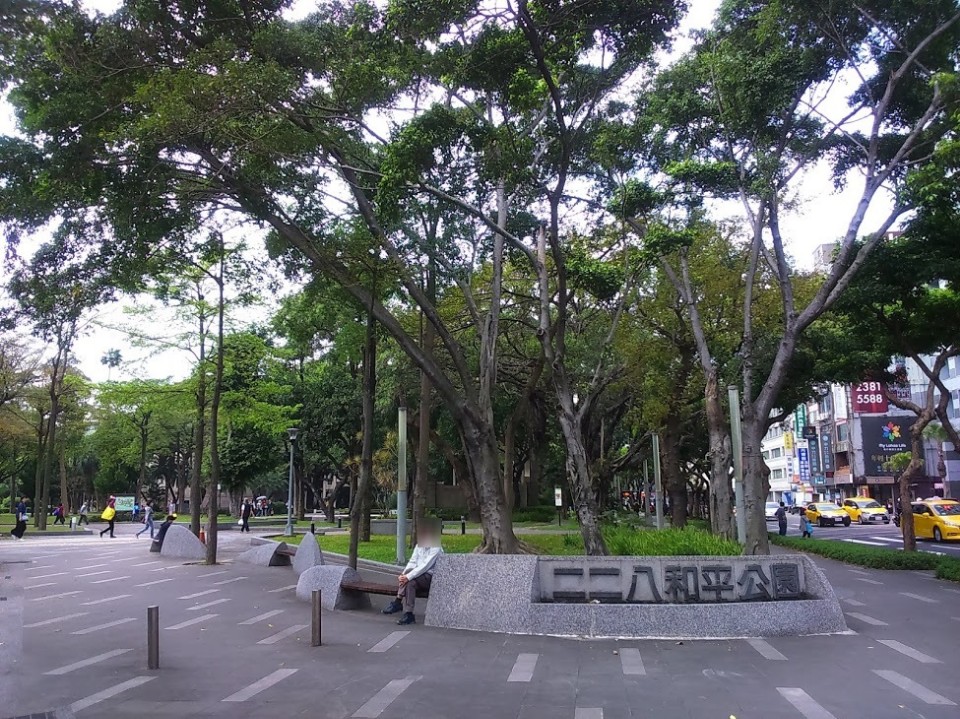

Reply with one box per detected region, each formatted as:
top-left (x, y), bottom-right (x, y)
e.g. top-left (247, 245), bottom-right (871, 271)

top-left (911, 498), bottom-right (960, 542)
top-left (841, 497), bottom-right (890, 525)
top-left (805, 502), bottom-right (851, 527)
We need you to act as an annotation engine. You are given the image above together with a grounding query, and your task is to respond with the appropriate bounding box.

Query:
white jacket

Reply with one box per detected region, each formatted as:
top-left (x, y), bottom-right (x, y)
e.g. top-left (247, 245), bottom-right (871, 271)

top-left (402, 545), bottom-right (442, 580)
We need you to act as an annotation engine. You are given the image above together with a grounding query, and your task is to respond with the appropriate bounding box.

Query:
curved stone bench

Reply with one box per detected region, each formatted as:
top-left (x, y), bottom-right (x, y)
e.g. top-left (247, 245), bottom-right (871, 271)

top-left (159, 525), bottom-right (206, 560)
top-left (424, 554), bottom-right (847, 639)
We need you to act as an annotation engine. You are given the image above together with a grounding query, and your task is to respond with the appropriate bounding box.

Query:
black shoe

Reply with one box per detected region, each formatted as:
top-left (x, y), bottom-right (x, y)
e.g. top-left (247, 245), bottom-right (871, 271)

top-left (381, 600), bottom-right (402, 615)
top-left (397, 612), bottom-right (415, 626)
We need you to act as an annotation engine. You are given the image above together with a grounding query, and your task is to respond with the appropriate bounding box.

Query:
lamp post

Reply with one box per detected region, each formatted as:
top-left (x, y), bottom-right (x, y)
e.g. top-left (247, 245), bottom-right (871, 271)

top-left (286, 428), bottom-right (299, 537)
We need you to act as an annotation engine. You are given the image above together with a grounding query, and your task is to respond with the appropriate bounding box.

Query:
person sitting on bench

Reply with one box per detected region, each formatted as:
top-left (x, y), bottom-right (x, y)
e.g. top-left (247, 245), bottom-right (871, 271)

top-left (381, 521), bottom-right (443, 625)
top-left (152, 514), bottom-right (177, 551)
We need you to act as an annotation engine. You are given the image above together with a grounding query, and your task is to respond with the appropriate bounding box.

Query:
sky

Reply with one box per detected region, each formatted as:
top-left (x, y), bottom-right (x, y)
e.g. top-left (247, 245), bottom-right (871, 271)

top-left (0, 0), bottom-right (896, 384)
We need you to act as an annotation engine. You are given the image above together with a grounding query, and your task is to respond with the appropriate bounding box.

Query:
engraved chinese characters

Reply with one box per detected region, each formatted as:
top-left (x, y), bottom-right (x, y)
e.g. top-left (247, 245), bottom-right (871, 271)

top-left (539, 558), bottom-right (804, 604)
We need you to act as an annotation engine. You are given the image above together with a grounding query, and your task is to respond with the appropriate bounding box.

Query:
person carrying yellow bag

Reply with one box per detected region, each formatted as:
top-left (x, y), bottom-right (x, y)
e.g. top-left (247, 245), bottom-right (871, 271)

top-left (99, 496), bottom-right (117, 538)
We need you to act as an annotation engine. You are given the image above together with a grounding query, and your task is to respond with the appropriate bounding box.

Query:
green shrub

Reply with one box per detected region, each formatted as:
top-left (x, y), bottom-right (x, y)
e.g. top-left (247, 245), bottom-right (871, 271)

top-left (604, 526), bottom-right (741, 556)
top-left (936, 558), bottom-right (960, 582)
top-left (270, 501), bottom-right (287, 515)
top-left (512, 506), bottom-right (557, 523)
top-left (770, 533), bottom-right (960, 582)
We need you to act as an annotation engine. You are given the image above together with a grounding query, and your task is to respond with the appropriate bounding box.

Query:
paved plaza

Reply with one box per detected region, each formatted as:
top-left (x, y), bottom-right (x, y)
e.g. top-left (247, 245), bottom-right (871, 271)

top-left (1, 524), bottom-right (958, 719)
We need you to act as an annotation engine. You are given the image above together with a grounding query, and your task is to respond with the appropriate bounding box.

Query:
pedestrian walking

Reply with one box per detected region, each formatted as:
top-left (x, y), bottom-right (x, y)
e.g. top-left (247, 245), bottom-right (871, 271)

top-left (9, 497), bottom-right (28, 540)
top-left (168, 500), bottom-right (176, 516)
top-left (77, 501), bottom-right (89, 526)
top-left (133, 502), bottom-right (140, 522)
top-left (136, 502), bottom-right (155, 538)
top-left (239, 497), bottom-right (253, 533)
top-left (801, 512), bottom-right (813, 539)
top-left (53, 502), bottom-right (66, 525)
top-left (99, 496), bottom-right (117, 538)
top-left (775, 501), bottom-right (788, 536)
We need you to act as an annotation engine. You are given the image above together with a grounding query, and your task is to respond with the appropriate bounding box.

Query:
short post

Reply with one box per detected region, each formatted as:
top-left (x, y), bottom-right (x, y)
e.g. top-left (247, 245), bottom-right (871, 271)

top-left (460, 515), bottom-right (466, 536)
top-left (337, 517), bottom-right (342, 529)
top-left (310, 522), bottom-right (316, 535)
top-left (147, 605), bottom-right (160, 670)
top-left (311, 590), bottom-right (322, 647)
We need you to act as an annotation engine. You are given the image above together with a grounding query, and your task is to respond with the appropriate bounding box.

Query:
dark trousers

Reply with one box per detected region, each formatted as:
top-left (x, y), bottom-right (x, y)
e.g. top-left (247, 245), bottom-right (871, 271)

top-left (778, 521), bottom-right (787, 536)
top-left (241, 516), bottom-right (250, 532)
top-left (78, 514), bottom-right (89, 525)
top-left (54, 514), bottom-right (65, 525)
top-left (10, 520), bottom-right (26, 538)
top-left (100, 519), bottom-right (115, 538)
top-left (398, 573), bottom-right (432, 613)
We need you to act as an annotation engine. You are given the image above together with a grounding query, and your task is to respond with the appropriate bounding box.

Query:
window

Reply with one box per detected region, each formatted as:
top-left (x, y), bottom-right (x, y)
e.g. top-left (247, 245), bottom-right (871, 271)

top-left (771, 469), bottom-right (784, 480)
top-left (762, 450), bottom-right (770, 460)
top-left (770, 447), bottom-right (782, 459)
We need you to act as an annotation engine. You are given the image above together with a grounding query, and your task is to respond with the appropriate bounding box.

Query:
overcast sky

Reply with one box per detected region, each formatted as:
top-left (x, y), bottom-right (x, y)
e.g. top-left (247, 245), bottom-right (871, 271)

top-left (0, 0), bottom-right (895, 384)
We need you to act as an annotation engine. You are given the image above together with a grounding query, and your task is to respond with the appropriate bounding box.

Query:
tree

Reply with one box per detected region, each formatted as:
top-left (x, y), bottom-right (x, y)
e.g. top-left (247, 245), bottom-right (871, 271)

top-left (828, 228), bottom-right (960, 550)
top-left (629, 0), bottom-right (960, 553)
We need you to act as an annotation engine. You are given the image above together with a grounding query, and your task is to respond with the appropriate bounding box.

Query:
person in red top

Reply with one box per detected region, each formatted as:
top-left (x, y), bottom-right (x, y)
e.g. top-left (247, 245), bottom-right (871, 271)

top-left (53, 502), bottom-right (66, 525)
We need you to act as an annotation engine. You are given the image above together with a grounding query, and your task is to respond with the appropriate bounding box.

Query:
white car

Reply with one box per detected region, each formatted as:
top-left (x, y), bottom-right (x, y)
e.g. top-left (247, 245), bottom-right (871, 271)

top-left (765, 502), bottom-right (781, 521)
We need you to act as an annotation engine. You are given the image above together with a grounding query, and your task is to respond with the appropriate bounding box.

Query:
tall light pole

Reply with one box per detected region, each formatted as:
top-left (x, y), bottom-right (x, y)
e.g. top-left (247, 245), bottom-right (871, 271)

top-left (286, 428), bottom-right (299, 537)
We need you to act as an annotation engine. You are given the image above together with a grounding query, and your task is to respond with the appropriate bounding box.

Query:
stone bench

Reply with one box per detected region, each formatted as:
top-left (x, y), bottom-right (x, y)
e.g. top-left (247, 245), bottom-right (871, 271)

top-left (295, 566), bottom-right (428, 610)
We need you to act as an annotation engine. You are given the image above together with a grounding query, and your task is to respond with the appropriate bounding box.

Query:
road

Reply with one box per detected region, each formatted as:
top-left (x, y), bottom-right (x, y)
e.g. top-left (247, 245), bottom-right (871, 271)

top-left (773, 514), bottom-right (960, 557)
top-left (1, 523), bottom-right (958, 719)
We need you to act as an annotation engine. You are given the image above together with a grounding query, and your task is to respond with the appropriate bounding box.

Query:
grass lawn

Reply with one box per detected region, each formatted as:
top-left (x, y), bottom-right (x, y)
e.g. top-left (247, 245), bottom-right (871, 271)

top-left (273, 526), bottom-right (740, 563)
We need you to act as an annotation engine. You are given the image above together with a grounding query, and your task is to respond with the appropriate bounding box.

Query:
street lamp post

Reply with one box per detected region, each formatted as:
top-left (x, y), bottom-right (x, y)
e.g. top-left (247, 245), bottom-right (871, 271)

top-left (286, 428), bottom-right (299, 537)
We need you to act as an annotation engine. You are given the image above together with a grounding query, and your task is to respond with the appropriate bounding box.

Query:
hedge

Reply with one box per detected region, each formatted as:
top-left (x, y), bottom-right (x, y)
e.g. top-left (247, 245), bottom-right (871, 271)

top-left (769, 533), bottom-right (960, 582)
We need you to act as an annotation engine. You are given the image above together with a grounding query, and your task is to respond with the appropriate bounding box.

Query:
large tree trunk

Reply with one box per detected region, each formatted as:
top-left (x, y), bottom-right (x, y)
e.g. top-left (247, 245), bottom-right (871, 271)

top-left (705, 374), bottom-right (734, 538)
top-left (502, 417), bottom-right (516, 514)
top-left (413, 315), bottom-right (434, 544)
top-left (190, 327), bottom-right (207, 538)
top-left (898, 463), bottom-right (918, 552)
top-left (462, 421), bottom-right (522, 553)
top-left (740, 416), bottom-right (771, 555)
top-left (349, 310), bottom-right (376, 569)
top-left (206, 258), bottom-right (227, 565)
top-left (58, 442), bottom-right (69, 515)
top-left (39, 387), bottom-right (60, 531)
top-left (137, 419), bottom-right (149, 505)
top-left (555, 403), bottom-right (608, 555)
top-left (661, 418), bottom-right (687, 528)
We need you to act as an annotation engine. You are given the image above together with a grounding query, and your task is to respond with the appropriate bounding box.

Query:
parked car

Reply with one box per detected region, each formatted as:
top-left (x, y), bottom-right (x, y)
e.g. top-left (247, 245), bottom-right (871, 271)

top-left (841, 497), bottom-right (890, 524)
top-left (805, 502), bottom-right (851, 527)
top-left (911, 499), bottom-right (960, 542)
top-left (765, 502), bottom-right (781, 522)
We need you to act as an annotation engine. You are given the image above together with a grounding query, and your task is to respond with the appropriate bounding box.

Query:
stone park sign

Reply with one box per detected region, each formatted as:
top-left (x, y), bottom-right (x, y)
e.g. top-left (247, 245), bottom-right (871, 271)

top-left (424, 554), bottom-right (847, 639)
top-left (539, 557), bottom-right (804, 604)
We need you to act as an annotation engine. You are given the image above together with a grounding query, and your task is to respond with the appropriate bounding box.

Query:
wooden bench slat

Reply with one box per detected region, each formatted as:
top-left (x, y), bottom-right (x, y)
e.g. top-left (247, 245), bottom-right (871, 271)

top-left (341, 580), bottom-right (428, 598)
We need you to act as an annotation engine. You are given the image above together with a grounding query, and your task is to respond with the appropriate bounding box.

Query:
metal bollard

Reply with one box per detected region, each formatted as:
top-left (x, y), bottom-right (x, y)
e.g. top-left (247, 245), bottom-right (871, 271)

top-left (147, 605), bottom-right (160, 670)
top-left (337, 517), bottom-right (342, 529)
top-left (311, 590), bottom-right (322, 647)
top-left (310, 522), bottom-right (316, 535)
top-left (460, 515), bottom-right (466, 535)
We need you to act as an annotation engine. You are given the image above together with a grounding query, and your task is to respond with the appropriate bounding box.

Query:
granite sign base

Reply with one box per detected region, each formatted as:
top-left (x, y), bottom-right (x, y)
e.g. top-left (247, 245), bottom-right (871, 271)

top-left (158, 525), bottom-right (206, 561)
top-left (424, 554), bottom-right (847, 639)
